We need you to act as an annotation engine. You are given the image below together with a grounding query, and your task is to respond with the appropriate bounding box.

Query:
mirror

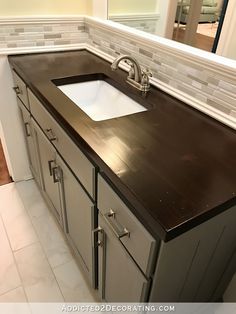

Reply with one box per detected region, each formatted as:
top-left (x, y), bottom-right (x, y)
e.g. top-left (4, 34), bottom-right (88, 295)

top-left (107, 0), bottom-right (236, 61)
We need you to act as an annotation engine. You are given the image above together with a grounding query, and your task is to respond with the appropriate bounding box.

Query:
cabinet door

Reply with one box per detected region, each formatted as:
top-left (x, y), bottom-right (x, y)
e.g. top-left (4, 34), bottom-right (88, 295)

top-left (57, 154), bottom-right (96, 286)
top-left (18, 100), bottom-right (41, 186)
top-left (96, 213), bottom-right (149, 302)
top-left (33, 120), bottom-right (62, 223)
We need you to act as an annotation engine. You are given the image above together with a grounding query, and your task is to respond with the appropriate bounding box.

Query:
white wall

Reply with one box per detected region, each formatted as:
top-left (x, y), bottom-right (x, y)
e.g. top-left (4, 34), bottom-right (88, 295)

top-left (155, 0), bottom-right (178, 38)
top-left (216, 0), bottom-right (236, 60)
top-left (0, 56), bottom-right (32, 181)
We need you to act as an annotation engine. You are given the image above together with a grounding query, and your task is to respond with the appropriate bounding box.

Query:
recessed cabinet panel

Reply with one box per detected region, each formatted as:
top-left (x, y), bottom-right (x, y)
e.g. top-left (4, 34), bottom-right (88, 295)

top-left (56, 154), bottom-right (95, 284)
top-left (33, 120), bottom-right (62, 223)
top-left (98, 175), bottom-right (156, 277)
top-left (17, 99), bottom-right (41, 187)
top-left (28, 89), bottom-right (95, 199)
top-left (98, 213), bottom-right (149, 302)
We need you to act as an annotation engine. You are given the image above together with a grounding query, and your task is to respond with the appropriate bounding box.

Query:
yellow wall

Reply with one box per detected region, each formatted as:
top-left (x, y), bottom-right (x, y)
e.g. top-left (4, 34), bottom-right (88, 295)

top-left (108, 0), bottom-right (158, 15)
top-left (0, 0), bottom-right (92, 16)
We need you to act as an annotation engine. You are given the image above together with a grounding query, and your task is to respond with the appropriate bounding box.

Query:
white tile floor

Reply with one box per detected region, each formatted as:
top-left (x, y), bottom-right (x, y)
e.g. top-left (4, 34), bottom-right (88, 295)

top-left (0, 180), bottom-right (97, 303)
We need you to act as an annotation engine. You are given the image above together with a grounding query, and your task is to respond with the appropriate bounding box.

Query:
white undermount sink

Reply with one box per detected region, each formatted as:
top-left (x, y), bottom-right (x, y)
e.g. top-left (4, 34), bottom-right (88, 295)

top-left (57, 80), bottom-right (147, 121)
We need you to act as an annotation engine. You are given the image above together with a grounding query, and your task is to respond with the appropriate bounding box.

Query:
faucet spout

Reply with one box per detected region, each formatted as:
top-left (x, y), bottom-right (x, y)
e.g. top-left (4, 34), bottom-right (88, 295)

top-left (111, 55), bottom-right (142, 83)
top-left (111, 55), bottom-right (152, 95)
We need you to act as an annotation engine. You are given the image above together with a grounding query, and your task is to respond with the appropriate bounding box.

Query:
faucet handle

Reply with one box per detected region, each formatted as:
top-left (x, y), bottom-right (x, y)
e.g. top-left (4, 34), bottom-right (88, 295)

top-left (141, 68), bottom-right (152, 86)
top-left (142, 68), bottom-right (153, 78)
top-left (140, 68), bottom-right (152, 94)
top-left (124, 59), bottom-right (135, 79)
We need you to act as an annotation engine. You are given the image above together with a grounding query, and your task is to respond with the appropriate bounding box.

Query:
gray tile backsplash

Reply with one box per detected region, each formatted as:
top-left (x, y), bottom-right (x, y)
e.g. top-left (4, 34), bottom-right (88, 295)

top-left (109, 14), bottom-right (159, 35)
top-left (207, 99), bottom-right (232, 115)
top-left (0, 17), bottom-right (235, 123)
top-left (85, 22), bottom-right (236, 121)
top-left (0, 21), bottom-right (87, 49)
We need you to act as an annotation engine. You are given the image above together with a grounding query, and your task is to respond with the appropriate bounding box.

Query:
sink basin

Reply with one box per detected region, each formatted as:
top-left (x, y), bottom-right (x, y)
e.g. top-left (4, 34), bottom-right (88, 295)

top-left (57, 79), bottom-right (147, 121)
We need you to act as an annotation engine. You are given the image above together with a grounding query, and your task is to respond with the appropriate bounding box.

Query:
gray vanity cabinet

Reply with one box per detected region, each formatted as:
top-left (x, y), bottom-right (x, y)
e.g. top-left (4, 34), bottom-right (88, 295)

top-left (33, 119), bottom-right (96, 284)
top-left (21, 85), bottom-right (98, 288)
top-left (11, 54), bottom-right (236, 304)
top-left (96, 213), bottom-right (149, 302)
top-left (56, 154), bottom-right (96, 286)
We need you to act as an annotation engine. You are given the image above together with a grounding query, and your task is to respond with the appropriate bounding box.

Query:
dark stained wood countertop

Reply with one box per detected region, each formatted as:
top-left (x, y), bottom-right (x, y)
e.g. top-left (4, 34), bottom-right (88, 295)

top-left (8, 50), bottom-right (236, 241)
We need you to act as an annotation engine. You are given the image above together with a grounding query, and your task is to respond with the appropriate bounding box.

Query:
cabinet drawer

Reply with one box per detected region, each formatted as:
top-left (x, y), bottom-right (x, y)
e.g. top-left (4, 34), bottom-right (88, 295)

top-left (28, 88), bottom-right (95, 199)
top-left (98, 174), bottom-right (156, 277)
top-left (12, 71), bottom-right (30, 110)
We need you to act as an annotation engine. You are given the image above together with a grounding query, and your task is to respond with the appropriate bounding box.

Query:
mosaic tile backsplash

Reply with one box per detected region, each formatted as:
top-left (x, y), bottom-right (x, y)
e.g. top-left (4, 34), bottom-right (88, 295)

top-left (0, 17), bottom-right (235, 122)
top-left (0, 21), bottom-right (88, 48)
top-left (85, 23), bottom-right (236, 121)
top-left (109, 15), bottom-right (159, 35)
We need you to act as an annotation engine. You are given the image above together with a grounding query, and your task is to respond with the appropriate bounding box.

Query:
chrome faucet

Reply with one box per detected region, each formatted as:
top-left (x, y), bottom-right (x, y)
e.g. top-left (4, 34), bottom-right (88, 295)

top-left (111, 55), bottom-right (152, 94)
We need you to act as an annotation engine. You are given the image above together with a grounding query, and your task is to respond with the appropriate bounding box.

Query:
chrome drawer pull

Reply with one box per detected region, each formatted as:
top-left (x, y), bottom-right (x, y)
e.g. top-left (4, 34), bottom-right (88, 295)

top-left (104, 210), bottom-right (130, 239)
top-left (46, 128), bottom-right (57, 142)
top-left (13, 86), bottom-right (21, 95)
top-left (52, 166), bottom-right (62, 183)
top-left (107, 209), bottom-right (115, 218)
top-left (92, 227), bottom-right (104, 248)
top-left (48, 160), bottom-right (55, 176)
top-left (92, 226), bottom-right (106, 299)
top-left (24, 122), bottom-right (30, 137)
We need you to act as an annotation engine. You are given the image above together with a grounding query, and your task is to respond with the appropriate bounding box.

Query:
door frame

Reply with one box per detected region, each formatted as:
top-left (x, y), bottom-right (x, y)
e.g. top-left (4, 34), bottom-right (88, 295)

top-left (212, 0), bottom-right (229, 53)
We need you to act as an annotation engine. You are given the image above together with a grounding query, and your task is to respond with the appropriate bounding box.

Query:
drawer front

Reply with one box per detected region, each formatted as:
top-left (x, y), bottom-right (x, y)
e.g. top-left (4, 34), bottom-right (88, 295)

top-left (28, 88), bottom-right (95, 199)
top-left (12, 71), bottom-right (30, 110)
top-left (98, 174), bottom-right (156, 277)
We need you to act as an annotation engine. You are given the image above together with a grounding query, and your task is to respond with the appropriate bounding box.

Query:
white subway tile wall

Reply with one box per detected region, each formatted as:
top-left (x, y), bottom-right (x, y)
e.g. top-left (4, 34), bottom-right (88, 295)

top-left (0, 18), bottom-right (235, 122)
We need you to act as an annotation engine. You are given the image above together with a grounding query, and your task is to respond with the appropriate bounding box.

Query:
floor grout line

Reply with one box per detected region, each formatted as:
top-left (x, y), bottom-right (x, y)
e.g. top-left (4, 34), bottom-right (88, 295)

top-left (15, 180), bottom-right (67, 301)
top-left (1, 184), bottom-right (61, 303)
top-left (1, 179), bottom-right (97, 303)
top-left (24, 181), bottom-right (97, 302)
top-left (0, 182), bottom-right (40, 253)
top-left (0, 285), bottom-right (22, 299)
top-left (12, 240), bottom-right (40, 253)
top-left (0, 213), bottom-right (29, 303)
